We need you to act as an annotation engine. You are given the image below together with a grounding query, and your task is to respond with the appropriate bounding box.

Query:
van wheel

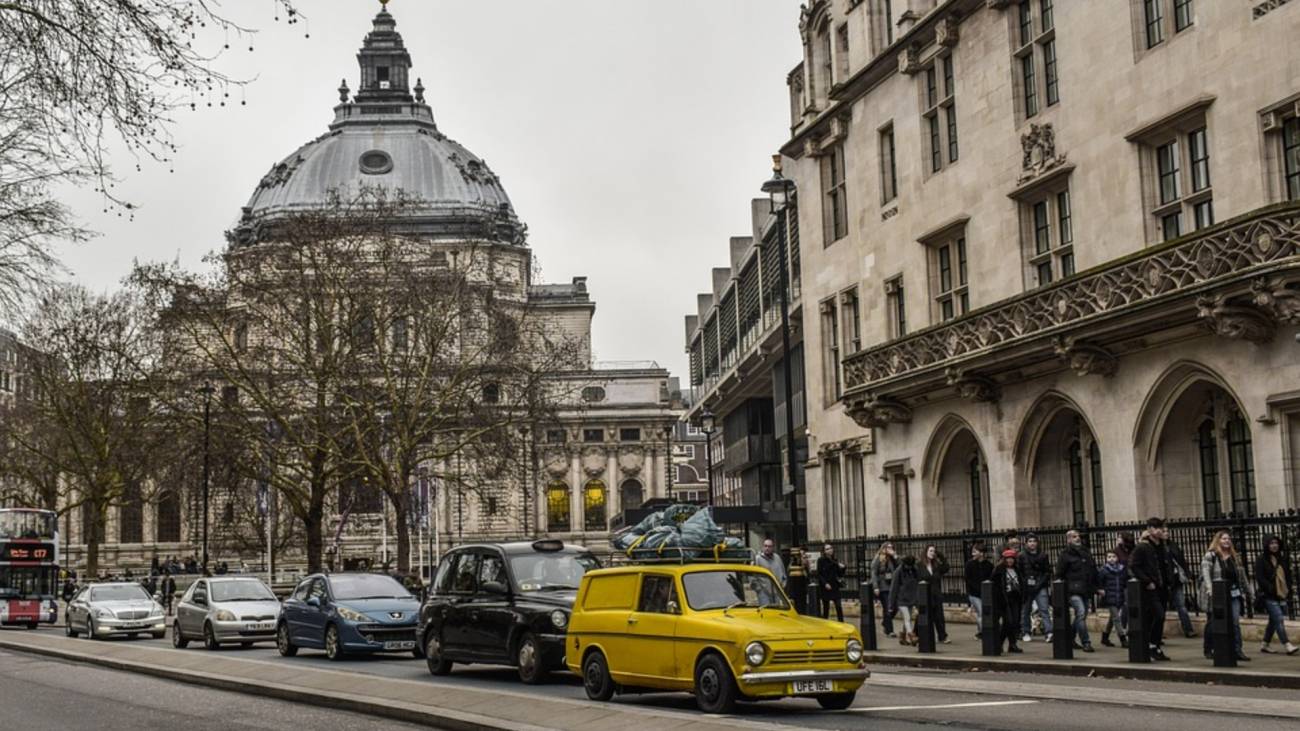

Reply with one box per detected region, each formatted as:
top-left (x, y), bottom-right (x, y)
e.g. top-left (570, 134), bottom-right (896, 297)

top-left (172, 622), bottom-right (188, 648)
top-left (816, 691), bottom-right (857, 710)
top-left (277, 622), bottom-right (297, 657)
top-left (582, 650), bottom-right (615, 702)
top-left (425, 630), bottom-right (452, 675)
top-left (516, 633), bottom-right (547, 684)
top-left (695, 653), bottom-right (738, 714)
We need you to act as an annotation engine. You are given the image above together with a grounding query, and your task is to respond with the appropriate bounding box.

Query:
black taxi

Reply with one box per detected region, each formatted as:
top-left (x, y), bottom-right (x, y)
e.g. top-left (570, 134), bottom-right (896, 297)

top-left (419, 539), bottom-right (600, 683)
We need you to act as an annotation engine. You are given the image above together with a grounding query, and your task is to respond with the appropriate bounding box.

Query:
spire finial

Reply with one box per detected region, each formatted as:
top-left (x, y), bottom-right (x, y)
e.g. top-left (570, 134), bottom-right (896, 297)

top-left (338, 78), bottom-right (350, 103)
top-left (414, 77), bottom-right (425, 103)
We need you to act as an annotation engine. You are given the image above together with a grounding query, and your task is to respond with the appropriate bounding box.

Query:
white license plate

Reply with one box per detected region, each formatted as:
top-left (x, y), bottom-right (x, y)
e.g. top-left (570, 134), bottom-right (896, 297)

top-left (245, 622), bottom-right (274, 632)
top-left (124, 622), bottom-right (149, 629)
top-left (384, 640), bottom-right (415, 650)
top-left (792, 679), bottom-right (835, 695)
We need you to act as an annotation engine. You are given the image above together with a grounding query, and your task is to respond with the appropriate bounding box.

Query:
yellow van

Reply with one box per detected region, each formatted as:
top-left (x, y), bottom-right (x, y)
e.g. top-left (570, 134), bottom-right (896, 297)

top-left (564, 562), bottom-right (868, 713)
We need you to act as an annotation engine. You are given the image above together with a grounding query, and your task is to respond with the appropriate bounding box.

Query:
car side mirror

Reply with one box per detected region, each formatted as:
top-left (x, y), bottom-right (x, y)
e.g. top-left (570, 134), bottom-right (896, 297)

top-left (306, 596), bottom-right (321, 608)
top-left (667, 599), bottom-right (681, 615)
top-left (482, 580), bottom-right (509, 596)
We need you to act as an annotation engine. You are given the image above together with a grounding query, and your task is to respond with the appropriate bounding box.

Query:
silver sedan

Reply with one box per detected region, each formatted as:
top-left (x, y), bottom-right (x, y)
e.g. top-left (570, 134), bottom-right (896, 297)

top-left (65, 583), bottom-right (166, 640)
top-left (172, 576), bottom-right (281, 650)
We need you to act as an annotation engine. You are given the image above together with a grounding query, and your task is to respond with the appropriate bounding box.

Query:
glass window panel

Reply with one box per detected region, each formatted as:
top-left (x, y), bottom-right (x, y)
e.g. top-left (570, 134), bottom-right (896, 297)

top-left (1061, 252), bottom-right (1075, 277)
top-left (1068, 441), bottom-right (1086, 525)
top-left (1018, 1), bottom-right (1034, 46)
top-left (941, 297), bottom-right (954, 321)
top-left (938, 245), bottom-right (952, 292)
top-left (942, 56), bottom-right (954, 99)
top-left (1198, 421), bottom-right (1221, 519)
top-left (1057, 189), bottom-right (1072, 245)
top-left (1162, 212), bottom-right (1183, 241)
top-left (1022, 55), bottom-right (1038, 117)
top-left (1040, 0), bottom-right (1054, 31)
top-left (957, 238), bottom-right (968, 286)
top-left (929, 115), bottom-right (942, 172)
top-left (1158, 140), bottom-right (1181, 204)
top-left (1285, 118), bottom-right (1300, 201)
top-left (1089, 442), bottom-right (1104, 525)
top-left (1037, 261), bottom-right (1053, 287)
top-left (1189, 128), bottom-right (1210, 192)
top-left (1175, 0), bottom-right (1194, 31)
top-left (1193, 200), bottom-right (1214, 230)
top-left (1043, 39), bottom-right (1058, 107)
top-left (925, 67), bottom-right (937, 108)
top-left (1226, 417), bottom-right (1256, 517)
top-left (1033, 201), bottom-right (1051, 254)
top-left (1145, 0), bottom-right (1165, 48)
top-left (947, 105), bottom-right (959, 163)
top-left (969, 456), bottom-right (984, 531)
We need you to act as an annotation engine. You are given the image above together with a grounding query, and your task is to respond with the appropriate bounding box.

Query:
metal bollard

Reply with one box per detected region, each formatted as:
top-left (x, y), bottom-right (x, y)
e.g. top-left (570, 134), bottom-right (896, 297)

top-left (916, 580), bottom-right (936, 653)
top-left (981, 580), bottom-right (1000, 657)
top-left (1211, 578), bottom-right (1237, 668)
top-left (859, 582), bottom-right (878, 651)
top-left (1051, 579), bottom-right (1073, 660)
top-left (808, 581), bottom-right (819, 617)
top-left (1126, 578), bottom-right (1149, 663)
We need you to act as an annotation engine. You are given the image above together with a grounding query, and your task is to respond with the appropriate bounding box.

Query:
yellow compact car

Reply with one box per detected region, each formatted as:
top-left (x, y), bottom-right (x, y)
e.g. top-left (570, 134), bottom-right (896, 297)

top-left (565, 562), bottom-right (868, 713)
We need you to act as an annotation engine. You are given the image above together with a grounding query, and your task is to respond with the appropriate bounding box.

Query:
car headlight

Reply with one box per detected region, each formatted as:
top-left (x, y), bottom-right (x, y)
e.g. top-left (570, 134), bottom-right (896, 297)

top-left (94, 608), bottom-right (115, 619)
top-left (846, 638), bottom-right (863, 663)
top-left (152, 603), bottom-right (165, 616)
top-left (745, 641), bottom-right (768, 666)
top-left (214, 609), bottom-right (237, 622)
top-left (549, 609), bottom-right (568, 629)
top-left (336, 606), bottom-right (371, 623)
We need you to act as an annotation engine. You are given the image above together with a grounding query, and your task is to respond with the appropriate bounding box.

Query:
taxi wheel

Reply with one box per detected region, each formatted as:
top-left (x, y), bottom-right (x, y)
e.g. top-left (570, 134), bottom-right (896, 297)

top-left (816, 692), bottom-right (857, 711)
top-left (277, 622), bottom-right (298, 657)
top-left (516, 633), bottom-right (547, 685)
top-left (324, 624), bottom-right (346, 662)
top-left (65, 617), bottom-right (78, 638)
top-left (172, 622), bottom-right (188, 648)
top-left (582, 650), bottom-right (615, 702)
top-left (425, 630), bottom-right (452, 675)
top-left (694, 654), bottom-right (738, 714)
top-left (203, 623), bottom-right (221, 651)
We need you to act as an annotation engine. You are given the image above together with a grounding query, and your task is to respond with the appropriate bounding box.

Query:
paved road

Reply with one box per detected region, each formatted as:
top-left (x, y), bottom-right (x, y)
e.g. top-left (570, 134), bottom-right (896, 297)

top-left (10, 625), bottom-right (1296, 730)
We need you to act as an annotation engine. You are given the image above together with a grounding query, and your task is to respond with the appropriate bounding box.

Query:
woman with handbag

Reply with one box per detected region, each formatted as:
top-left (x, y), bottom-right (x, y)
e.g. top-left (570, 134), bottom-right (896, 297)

top-left (1199, 530), bottom-right (1253, 662)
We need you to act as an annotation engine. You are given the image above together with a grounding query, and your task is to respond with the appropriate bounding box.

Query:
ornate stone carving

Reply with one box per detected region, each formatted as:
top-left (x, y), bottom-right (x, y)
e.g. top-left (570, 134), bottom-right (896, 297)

top-left (447, 152), bottom-right (499, 186)
top-left (617, 447), bottom-right (644, 476)
top-left (1018, 123), bottom-right (1068, 183)
top-left (898, 43), bottom-right (922, 75)
top-left (945, 368), bottom-right (1001, 402)
top-left (840, 206), bottom-right (1300, 394)
top-left (580, 447), bottom-right (607, 478)
top-left (1250, 277), bottom-right (1300, 323)
top-left (1053, 336), bottom-right (1118, 378)
top-left (542, 449), bottom-right (569, 478)
top-left (1196, 294), bottom-right (1277, 345)
top-left (844, 394), bottom-right (912, 428)
top-left (937, 17), bottom-right (960, 48)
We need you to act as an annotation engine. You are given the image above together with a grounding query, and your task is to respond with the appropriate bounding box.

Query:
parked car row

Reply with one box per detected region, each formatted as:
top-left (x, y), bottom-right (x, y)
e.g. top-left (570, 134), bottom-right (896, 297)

top-left (63, 539), bottom-right (869, 714)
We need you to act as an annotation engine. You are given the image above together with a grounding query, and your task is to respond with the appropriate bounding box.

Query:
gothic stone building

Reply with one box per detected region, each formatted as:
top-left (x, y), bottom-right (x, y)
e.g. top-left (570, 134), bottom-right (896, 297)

top-left (782, 0), bottom-right (1300, 540)
top-left (59, 6), bottom-right (679, 574)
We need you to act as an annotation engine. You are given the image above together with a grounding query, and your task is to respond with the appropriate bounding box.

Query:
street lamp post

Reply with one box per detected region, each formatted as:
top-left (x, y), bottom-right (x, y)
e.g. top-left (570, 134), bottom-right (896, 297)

top-left (197, 383), bottom-right (215, 575)
top-left (761, 155), bottom-right (802, 546)
top-left (700, 409), bottom-right (716, 507)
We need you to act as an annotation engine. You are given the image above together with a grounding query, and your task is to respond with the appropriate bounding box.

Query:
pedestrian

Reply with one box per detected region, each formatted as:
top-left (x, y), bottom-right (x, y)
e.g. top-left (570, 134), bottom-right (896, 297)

top-left (965, 543), bottom-right (993, 639)
top-left (1098, 550), bottom-right (1129, 648)
top-left (1166, 536), bottom-right (1197, 638)
top-left (817, 543), bottom-right (846, 622)
top-left (889, 554), bottom-right (921, 645)
top-left (787, 546), bottom-right (809, 615)
top-left (1255, 534), bottom-right (1298, 655)
top-left (160, 571), bottom-right (176, 615)
top-left (61, 576), bottom-right (77, 603)
top-left (1002, 531), bottom-right (1022, 555)
top-left (1017, 533), bottom-right (1053, 643)
top-left (991, 549), bottom-right (1024, 653)
top-left (917, 544), bottom-right (949, 643)
top-left (754, 538), bottom-right (788, 587)
top-left (1114, 531), bottom-right (1137, 567)
top-left (870, 542), bottom-right (899, 637)
top-left (1055, 529), bottom-right (1099, 652)
top-left (1130, 518), bottom-right (1171, 661)
top-left (1200, 529), bottom-right (1252, 662)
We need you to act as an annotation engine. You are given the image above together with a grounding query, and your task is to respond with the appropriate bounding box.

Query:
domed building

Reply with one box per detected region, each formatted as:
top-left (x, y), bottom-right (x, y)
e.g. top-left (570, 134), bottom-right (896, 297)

top-left (59, 5), bottom-right (682, 577)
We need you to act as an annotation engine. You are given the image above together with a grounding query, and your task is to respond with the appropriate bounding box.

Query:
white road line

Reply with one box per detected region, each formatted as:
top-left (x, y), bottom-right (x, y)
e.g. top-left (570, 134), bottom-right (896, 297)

top-left (851, 700), bottom-right (1039, 713)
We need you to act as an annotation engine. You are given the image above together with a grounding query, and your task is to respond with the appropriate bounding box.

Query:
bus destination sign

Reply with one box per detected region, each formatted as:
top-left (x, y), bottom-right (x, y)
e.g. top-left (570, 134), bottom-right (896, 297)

top-left (1, 543), bottom-right (55, 561)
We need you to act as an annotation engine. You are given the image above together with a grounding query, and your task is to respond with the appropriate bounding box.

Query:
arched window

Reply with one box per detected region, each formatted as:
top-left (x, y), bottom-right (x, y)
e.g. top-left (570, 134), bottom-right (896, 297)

top-left (1197, 420), bottom-right (1221, 518)
top-left (968, 455), bottom-right (984, 532)
top-left (583, 479), bottom-right (606, 531)
top-left (156, 490), bottom-right (181, 543)
top-left (546, 481), bottom-right (570, 532)
top-left (619, 479), bottom-right (644, 511)
top-left (1225, 415), bottom-right (1256, 516)
top-left (1067, 440), bottom-right (1085, 525)
top-left (1088, 442), bottom-right (1105, 525)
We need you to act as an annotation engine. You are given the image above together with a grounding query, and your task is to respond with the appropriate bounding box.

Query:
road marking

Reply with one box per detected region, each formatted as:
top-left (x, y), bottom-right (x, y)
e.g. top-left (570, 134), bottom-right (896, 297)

top-left (851, 700), bottom-right (1039, 713)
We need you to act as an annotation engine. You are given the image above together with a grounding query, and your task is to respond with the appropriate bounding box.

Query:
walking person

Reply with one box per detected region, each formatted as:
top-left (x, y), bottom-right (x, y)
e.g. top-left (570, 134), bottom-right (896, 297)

top-left (1255, 535), bottom-right (1298, 655)
top-left (890, 555), bottom-right (921, 645)
top-left (965, 543), bottom-right (994, 640)
top-left (1199, 529), bottom-right (1252, 662)
top-left (1166, 536), bottom-right (1197, 638)
top-left (1114, 531), bottom-right (1137, 567)
top-left (1055, 529), bottom-right (1100, 652)
top-left (160, 571), bottom-right (176, 616)
top-left (917, 544), bottom-right (950, 643)
top-left (991, 549), bottom-right (1025, 653)
top-left (1130, 518), bottom-right (1172, 661)
top-left (817, 543), bottom-right (846, 622)
top-left (1098, 550), bottom-right (1129, 648)
top-left (1017, 533), bottom-right (1053, 643)
top-left (787, 546), bottom-right (809, 615)
top-left (754, 538), bottom-right (787, 606)
top-left (870, 542), bottom-right (899, 637)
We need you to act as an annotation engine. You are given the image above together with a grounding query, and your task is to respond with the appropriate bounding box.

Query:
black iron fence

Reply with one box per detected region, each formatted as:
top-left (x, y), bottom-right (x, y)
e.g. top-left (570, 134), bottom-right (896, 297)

top-left (815, 511), bottom-right (1300, 619)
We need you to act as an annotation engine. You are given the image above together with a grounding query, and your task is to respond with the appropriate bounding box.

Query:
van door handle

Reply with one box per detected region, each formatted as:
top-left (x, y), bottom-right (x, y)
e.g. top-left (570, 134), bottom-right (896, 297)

top-left (627, 617), bottom-right (638, 625)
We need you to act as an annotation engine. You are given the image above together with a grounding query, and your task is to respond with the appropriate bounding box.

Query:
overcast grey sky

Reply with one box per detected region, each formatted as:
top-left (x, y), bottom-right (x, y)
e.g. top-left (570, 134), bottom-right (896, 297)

top-left (55, 0), bottom-right (802, 379)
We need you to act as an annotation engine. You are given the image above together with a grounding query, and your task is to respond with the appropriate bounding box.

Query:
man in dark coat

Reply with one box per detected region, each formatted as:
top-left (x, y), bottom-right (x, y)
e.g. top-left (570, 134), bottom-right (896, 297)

top-left (160, 571), bottom-right (177, 615)
top-left (1056, 529), bottom-right (1100, 652)
top-left (1017, 534), bottom-right (1053, 642)
top-left (1129, 517), bottom-right (1171, 660)
top-left (991, 550), bottom-right (1024, 653)
top-left (965, 544), bottom-right (994, 639)
top-left (816, 544), bottom-right (846, 622)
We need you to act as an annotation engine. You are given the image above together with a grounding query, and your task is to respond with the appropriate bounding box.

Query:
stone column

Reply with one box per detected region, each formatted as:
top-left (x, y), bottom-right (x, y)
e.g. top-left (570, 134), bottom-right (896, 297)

top-left (607, 449), bottom-right (619, 528)
top-left (570, 449), bottom-right (581, 532)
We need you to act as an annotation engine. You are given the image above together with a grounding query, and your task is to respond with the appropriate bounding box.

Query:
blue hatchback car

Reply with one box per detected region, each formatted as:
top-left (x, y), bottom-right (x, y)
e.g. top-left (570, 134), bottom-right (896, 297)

top-left (277, 573), bottom-right (421, 661)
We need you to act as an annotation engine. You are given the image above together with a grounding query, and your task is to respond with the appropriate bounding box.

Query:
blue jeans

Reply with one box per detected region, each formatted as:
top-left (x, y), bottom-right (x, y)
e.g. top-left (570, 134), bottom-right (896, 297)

top-left (1171, 583), bottom-right (1194, 635)
top-left (1069, 595), bottom-right (1091, 646)
top-left (1203, 596), bottom-right (1244, 655)
top-left (969, 595), bottom-right (984, 633)
top-left (1021, 586), bottom-right (1053, 635)
top-left (1263, 598), bottom-right (1291, 646)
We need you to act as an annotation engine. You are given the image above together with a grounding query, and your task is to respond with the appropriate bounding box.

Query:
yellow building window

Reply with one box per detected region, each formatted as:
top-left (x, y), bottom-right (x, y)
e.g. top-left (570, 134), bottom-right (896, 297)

top-left (583, 479), bottom-right (606, 531)
top-left (546, 481), bottom-right (570, 532)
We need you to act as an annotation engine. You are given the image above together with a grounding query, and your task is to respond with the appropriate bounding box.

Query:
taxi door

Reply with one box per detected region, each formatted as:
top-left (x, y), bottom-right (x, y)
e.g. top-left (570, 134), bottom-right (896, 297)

top-left (619, 573), bottom-right (681, 683)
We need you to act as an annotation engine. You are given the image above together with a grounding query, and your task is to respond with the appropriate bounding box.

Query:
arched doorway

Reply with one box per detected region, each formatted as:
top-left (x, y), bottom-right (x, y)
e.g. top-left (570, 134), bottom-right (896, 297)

top-left (923, 416), bottom-right (991, 532)
top-left (545, 480), bottom-right (570, 532)
top-left (619, 479), bottom-right (644, 511)
top-left (1016, 393), bottom-right (1103, 527)
top-left (583, 479), bottom-right (607, 531)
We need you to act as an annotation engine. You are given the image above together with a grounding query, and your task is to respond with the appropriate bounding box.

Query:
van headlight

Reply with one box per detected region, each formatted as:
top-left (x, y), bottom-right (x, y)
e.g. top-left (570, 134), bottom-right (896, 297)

top-left (745, 641), bottom-right (768, 666)
top-left (846, 639), bottom-right (863, 663)
top-left (550, 609), bottom-right (568, 629)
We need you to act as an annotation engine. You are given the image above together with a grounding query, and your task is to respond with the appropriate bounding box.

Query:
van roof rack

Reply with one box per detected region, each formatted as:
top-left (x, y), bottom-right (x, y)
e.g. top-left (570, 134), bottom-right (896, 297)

top-left (613, 545), bottom-right (755, 565)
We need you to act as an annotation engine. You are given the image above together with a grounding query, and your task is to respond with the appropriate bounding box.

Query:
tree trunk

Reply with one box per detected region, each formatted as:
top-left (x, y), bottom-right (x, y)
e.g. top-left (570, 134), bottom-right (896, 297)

top-left (85, 503), bottom-right (101, 578)
top-left (394, 490), bottom-right (411, 573)
top-left (305, 502), bottom-right (324, 574)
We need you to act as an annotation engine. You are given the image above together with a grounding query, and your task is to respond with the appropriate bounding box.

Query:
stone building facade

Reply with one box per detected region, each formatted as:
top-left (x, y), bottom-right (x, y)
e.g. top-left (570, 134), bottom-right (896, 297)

top-left (782, 0), bottom-right (1300, 540)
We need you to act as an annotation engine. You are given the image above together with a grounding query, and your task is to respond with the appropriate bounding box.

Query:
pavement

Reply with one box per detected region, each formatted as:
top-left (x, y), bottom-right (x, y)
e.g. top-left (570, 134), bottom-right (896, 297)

top-left (6, 624), bottom-right (1300, 730)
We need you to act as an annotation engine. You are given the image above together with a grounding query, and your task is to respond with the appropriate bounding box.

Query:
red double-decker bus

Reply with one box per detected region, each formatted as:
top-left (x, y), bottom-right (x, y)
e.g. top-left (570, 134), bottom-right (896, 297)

top-left (0, 508), bottom-right (59, 628)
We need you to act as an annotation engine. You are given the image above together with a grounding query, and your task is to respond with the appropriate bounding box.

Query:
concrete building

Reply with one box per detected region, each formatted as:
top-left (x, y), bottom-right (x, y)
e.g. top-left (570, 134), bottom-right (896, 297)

top-left (779, 0), bottom-right (1300, 540)
top-left (668, 384), bottom-right (711, 506)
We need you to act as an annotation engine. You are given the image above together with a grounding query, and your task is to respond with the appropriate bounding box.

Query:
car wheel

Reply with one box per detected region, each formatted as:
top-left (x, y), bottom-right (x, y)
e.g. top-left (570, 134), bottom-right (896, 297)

top-left (816, 692), bottom-right (857, 711)
top-left (425, 630), bottom-right (452, 675)
top-left (172, 622), bottom-right (188, 648)
top-left (324, 624), bottom-right (346, 662)
top-left (65, 617), bottom-right (78, 638)
top-left (276, 622), bottom-right (297, 657)
top-left (695, 653), bottom-right (738, 714)
top-left (26, 622), bottom-right (38, 630)
top-left (88, 618), bottom-right (102, 641)
top-left (203, 623), bottom-right (220, 651)
top-left (582, 650), bottom-right (615, 702)
top-left (516, 633), bottom-right (547, 685)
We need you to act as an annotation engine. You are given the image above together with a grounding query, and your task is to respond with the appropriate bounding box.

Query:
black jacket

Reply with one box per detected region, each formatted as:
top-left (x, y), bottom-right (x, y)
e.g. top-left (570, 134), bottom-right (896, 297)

top-left (917, 554), bottom-right (948, 604)
top-left (1055, 543), bottom-right (1098, 597)
top-left (991, 564), bottom-right (1024, 611)
top-left (1255, 536), bottom-right (1294, 602)
top-left (1129, 537), bottom-right (1168, 596)
top-left (1017, 548), bottom-right (1052, 593)
top-left (890, 558), bottom-right (921, 608)
top-left (816, 556), bottom-right (845, 594)
top-left (964, 558), bottom-right (993, 597)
